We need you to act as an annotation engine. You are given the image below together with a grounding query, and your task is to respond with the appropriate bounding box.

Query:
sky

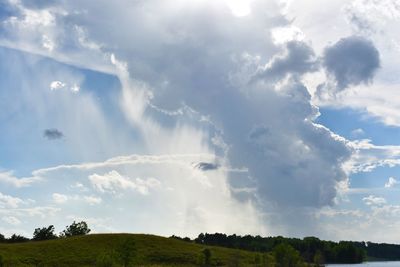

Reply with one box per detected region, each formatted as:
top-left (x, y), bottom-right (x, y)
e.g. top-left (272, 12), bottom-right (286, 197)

top-left (1, 0), bottom-right (400, 243)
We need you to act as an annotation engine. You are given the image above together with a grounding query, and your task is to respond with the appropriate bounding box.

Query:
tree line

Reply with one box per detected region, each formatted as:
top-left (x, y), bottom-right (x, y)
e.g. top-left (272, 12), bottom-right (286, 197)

top-left (0, 221), bottom-right (90, 243)
top-left (172, 233), bottom-right (368, 264)
top-left (351, 241), bottom-right (400, 261)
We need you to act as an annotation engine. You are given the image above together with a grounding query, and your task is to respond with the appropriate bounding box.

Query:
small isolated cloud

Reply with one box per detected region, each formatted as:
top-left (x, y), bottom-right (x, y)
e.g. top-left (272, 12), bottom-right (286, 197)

top-left (385, 177), bottom-right (399, 188)
top-left (43, 128), bottom-right (63, 140)
top-left (363, 195), bottom-right (386, 206)
top-left (50, 81), bottom-right (80, 93)
top-left (195, 162), bottom-right (219, 171)
top-left (89, 170), bottom-right (161, 195)
top-left (50, 81), bottom-right (66, 90)
top-left (70, 84), bottom-right (80, 93)
top-left (52, 193), bottom-right (68, 204)
top-left (320, 36), bottom-right (380, 93)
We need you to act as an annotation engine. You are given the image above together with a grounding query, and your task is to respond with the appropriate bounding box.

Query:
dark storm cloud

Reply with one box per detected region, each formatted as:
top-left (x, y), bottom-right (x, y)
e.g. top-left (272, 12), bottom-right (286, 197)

top-left (195, 162), bottom-right (219, 171)
top-left (43, 129), bottom-right (64, 140)
top-left (255, 41), bottom-right (319, 82)
top-left (322, 36), bottom-right (380, 90)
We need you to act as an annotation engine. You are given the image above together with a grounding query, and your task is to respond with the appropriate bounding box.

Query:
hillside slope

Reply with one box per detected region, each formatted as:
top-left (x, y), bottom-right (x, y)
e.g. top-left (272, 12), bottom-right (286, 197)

top-left (0, 234), bottom-right (262, 266)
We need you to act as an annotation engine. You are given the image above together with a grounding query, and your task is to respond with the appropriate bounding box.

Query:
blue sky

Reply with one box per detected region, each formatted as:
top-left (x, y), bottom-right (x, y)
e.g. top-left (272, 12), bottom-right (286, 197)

top-left (1, 0), bottom-right (400, 243)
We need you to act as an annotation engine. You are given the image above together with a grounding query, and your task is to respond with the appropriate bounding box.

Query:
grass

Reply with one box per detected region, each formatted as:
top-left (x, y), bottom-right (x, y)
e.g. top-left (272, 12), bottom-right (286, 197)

top-left (0, 234), bottom-right (264, 266)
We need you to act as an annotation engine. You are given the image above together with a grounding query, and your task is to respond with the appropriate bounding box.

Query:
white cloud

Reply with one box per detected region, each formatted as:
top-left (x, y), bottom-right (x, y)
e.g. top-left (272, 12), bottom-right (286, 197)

top-left (385, 177), bottom-right (399, 188)
top-left (89, 170), bottom-right (160, 195)
top-left (70, 83), bottom-right (80, 93)
top-left (70, 182), bottom-right (88, 192)
top-left (316, 83), bottom-right (400, 127)
top-left (0, 206), bottom-right (60, 219)
top-left (50, 80), bottom-right (66, 90)
top-left (344, 139), bottom-right (400, 174)
top-left (0, 192), bottom-right (25, 208)
top-left (50, 80), bottom-right (81, 93)
top-left (83, 196), bottom-right (102, 205)
top-left (2, 216), bottom-right (21, 225)
top-left (315, 204), bottom-right (400, 243)
top-left (285, 0), bottom-right (400, 128)
top-left (0, 171), bottom-right (41, 187)
top-left (0, 152), bottom-right (266, 237)
top-left (271, 25), bottom-right (305, 45)
top-left (52, 193), bottom-right (69, 204)
top-left (42, 34), bottom-right (54, 51)
top-left (53, 193), bottom-right (102, 205)
top-left (224, 0), bottom-right (252, 17)
top-left (363, 195), bottom-right (386, 206)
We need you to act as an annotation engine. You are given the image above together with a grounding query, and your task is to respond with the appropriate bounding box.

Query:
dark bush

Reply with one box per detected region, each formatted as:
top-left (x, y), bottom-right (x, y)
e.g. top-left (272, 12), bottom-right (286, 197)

top-left (33, 225), bottom-right (58, 241)
top-left (61, 221), bottom-right (90, 237)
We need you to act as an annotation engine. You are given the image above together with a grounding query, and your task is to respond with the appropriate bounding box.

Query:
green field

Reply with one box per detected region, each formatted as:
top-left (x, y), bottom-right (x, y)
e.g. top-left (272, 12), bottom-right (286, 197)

top-left (0, 234), bottom-right (266, 266)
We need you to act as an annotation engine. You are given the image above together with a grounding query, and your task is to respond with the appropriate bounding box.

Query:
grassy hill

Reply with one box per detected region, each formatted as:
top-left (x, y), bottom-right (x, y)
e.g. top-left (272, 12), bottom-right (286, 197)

top-left (0, 234), bottom-right (265, 266)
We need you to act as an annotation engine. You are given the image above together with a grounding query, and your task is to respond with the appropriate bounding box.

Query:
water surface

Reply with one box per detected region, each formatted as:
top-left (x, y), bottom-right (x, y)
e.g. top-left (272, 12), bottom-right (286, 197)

top-left (327, 262), bottom-right (400, 267)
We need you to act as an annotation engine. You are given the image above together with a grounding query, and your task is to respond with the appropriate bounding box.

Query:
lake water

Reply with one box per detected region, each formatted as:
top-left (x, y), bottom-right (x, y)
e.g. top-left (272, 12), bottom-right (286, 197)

top-left (327, 262), bottom-right (400, 267)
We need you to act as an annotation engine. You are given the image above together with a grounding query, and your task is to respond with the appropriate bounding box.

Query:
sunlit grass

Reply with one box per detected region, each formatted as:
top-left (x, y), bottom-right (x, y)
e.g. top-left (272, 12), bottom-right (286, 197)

top-left (0, 234), bottom-right (262, 266)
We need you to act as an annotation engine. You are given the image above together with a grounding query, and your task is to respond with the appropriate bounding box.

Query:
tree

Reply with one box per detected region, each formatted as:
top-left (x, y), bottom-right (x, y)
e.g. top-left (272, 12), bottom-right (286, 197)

top-left (8, 234), bottom-right (29, 243)
top-left (334, 242), bottom-right (365, 263)
top-left (61, 221), bottom-right (90, 237)
top-left (313, 250), bottom-right (324, 267)
top-left (33, 225), bottom-right (58, 241)
top-left (195, 233), bottom-right (205, 244)
top-left (273, 243), bottom-right (304, 267)
top-left (0, 234), bottom-right (5, 243)
top-left (115, 239), bottom-right (136, 267)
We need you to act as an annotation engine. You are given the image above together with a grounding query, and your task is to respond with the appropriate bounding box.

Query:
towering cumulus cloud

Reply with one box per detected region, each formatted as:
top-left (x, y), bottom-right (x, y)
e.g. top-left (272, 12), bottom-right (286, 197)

top-left (0, 0), bottom-right (357, 236)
